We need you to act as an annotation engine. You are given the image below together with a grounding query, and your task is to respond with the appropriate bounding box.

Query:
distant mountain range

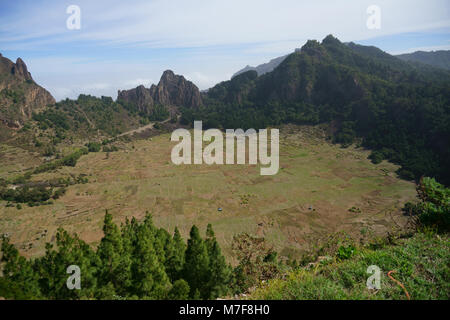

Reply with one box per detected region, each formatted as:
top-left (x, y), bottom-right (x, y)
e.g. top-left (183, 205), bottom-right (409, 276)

top-left (190, 35), bottom-right (450, 184)
top-left (232, 48), bottom-right (450, 79)
top-left (1, 35), bottom-right (449, 184)
top-left (232, 51), bottom-right (297, 78)
top-left (396, 50), bottom-right (450, 70)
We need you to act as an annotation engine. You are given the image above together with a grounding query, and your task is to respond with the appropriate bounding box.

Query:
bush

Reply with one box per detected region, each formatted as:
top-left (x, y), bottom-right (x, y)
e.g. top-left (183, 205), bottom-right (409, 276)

top-left (231, 233), bottom-right (282, 293)
top-left (0, 186), bottom-right (53, 204)
top-left (369, 151), bottom-right (383, 164)
top-left (102, 145), bottom-right (119, 152)
top-left (336, 245), bottom-right (356, 260)
top-left (86, 142), bottom-right (101, 152)
top-left (414, 177), bottom-right (450, 232)
top-left (52, 187), bottom-right (67, 200)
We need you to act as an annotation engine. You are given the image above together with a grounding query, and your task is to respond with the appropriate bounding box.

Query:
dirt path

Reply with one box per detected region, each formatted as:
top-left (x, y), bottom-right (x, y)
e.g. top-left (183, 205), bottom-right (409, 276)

top-left (117, 117), bottom-right (171, 137)
top-left (77, 107), bottom-right (94, 128)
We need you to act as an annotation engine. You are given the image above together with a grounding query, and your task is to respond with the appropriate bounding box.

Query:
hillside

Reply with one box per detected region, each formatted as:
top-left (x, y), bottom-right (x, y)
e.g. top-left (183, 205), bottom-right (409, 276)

top-left (0, 54), bottom-right (55, 129)
top-left (188, 35), bottom-right (450, 185)
top-left (246, 232), bottom-right (449, 300)
top-left (397, 50), bottom-right (450, 70)
top-left (0, 124), bottom-right (416, 261)
top-left (0, 36), bottom-right (449, 301)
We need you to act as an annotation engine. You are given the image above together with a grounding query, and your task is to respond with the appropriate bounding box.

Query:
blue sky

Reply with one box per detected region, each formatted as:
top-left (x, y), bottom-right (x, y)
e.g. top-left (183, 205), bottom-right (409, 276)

top-left (0, 0), bottom-right (449, 101)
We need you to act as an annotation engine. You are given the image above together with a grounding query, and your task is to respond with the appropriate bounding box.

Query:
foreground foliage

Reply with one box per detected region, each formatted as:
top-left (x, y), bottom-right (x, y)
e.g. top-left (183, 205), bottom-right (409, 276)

top-left (406, 177), bottom-right (450, 232)
top-left (248, 176), bottom-right (450, 300)
top-left (248, 232), bottom-right (449, 300)
top-left (0, 212), bottom-right (231, 300)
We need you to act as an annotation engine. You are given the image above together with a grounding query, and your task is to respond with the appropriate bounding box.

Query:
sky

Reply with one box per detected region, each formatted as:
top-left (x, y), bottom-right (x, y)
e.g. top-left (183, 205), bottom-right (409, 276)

top-left (0, 0), bottom-right (449, 101)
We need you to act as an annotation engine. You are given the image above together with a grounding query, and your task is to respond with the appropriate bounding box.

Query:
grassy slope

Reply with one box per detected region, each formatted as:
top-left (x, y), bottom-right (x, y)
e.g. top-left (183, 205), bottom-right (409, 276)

top-left (0, 124), bottom-right (416, 262)
top-left (248, 232), bottom-right (449, 300)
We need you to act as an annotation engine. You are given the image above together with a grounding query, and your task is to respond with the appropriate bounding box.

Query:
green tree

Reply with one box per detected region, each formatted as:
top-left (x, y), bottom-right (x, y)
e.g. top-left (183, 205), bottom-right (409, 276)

top-left (205, 224), bottom-right (231, 299)
top-left (168, 279), bottom-right (190, 300)
top-left (165, 227), bottom-right (186, 282)
top-left (97, 211), bottom-right (132, 296)
top-left (1, 236), bottom-right (41, 299)
top-left (183, 225), bottom-right (210, 299)
top-left (131, 214), bottom-right (170, 298)
top-left (35, 228), bottom-right (99, 299)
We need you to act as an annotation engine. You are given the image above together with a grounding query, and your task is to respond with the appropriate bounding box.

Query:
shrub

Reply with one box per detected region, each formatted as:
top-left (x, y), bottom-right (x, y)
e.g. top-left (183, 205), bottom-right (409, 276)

top-left (86, 142), bottom-right (101, 152)
top-left (414, 177), bottom-right (450, 232)
top-left (369, 151), bottom-right (383, 164)
top-left (336, 245), bottom-right (356, 260)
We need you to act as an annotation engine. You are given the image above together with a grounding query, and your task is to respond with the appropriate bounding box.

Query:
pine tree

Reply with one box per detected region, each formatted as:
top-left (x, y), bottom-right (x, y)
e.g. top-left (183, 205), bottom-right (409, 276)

top-left (183, 225), bottom-right (210, 299)
top-left (97, 211), bottom-right (131, 296)
top-left (205, 224), bottom-right (231, 299)
top-left (131, 213), bottom-right (170, 298)
top-left (168, 279), bottom-right (190, 300)
top-left (154, 228), bottom-right (170, 265)
top-left (1, 235), bottom-right (41, 299)
top-left (35, 228), bottom-right (99, 299)
top-left (165, 227), bottom-right (186, 282)
top-left (119, 216), bottom-right (137, 295)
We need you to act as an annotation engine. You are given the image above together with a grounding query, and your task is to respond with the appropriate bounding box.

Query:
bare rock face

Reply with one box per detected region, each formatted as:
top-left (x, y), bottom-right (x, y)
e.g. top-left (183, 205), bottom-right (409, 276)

top-left (0, 54), bottom-right (55, 128)
top-left (117, 70), bottom-right (202, 115)
top-left (154, 70), bottom-right (202, 107)
top-left (119, 85), bottom-right (154, 114)
top-left (11, 58), bottom-right (33, 81)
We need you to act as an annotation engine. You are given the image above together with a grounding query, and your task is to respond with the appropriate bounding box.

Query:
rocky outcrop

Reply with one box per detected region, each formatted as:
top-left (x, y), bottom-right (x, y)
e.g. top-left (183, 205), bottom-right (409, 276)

top-left (11, 58), bottom-right (33, 81)
top-left (0, 54), bottom-right (55, 128)
top-left (118, 84), bottom-right (154, 114)
top-left (117, 70), bottom-right (202, 114)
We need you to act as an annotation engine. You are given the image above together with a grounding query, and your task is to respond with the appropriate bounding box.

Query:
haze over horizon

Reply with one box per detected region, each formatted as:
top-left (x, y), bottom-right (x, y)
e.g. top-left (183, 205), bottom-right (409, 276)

top-left (1, 0), bottom-right (449, 101)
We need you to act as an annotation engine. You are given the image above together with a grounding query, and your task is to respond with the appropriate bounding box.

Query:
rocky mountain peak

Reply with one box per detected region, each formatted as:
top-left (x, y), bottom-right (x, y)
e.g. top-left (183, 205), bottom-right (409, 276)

top-left (12, 57), bottom-right (33, 81)
top-left (322, 34), bottom-right (341, 46)
top-left (117, 70), bottom-right (202, 114)
top-left (160, 70), bottom-right (176, 81)
top-left (0, 54), bottom-right (55, 128)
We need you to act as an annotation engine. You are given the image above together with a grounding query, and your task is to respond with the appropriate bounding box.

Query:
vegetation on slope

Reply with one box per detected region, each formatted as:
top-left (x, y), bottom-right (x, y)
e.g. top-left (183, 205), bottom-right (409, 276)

top-left (0, 176), bottom-right (446, 300)
top-left (396, 50), bottom-right (450, 71)
top-left (0, 213), bottom-right (232, 300)
top-left (248, 232), bottom-right (449, 300)
top-left (247, 177), bottom-right (450, 300)
top-left (187, 35), bottom-right (450, 185)
top-left (32, 95), bottom-right (145, 137)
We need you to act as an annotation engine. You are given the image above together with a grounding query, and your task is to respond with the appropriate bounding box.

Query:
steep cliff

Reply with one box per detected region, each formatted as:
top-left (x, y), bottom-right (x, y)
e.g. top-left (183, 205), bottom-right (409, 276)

top-left (117, 70), bottom-right (202, 114)
top-left (0, 54), bottom-right (55, 128)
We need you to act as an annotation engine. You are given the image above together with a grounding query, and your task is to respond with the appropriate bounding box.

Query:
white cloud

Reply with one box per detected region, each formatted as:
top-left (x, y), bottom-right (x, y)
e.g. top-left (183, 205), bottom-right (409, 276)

top-left (1, 0), bottom-right (448, 99)
top-left (2, 0), bottom-right (449, 48)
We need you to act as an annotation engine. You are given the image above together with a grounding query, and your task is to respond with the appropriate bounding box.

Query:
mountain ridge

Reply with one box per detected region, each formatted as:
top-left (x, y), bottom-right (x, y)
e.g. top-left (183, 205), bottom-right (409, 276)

top-left (0, 54), bottom-right (55, 128)
top-left (186, 35), bottom-right (450, 184)
top-left (396, 50), bottom-right (450, 70)
top-left (231, 46), bottom-right (450, 82)
top-left (117, 70), bottom-right (202, 115)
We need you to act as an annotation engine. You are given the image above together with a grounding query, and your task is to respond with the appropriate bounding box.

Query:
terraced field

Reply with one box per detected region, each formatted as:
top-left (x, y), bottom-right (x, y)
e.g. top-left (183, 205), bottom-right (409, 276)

top-left (0, 124), bottom-right (416, 263)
